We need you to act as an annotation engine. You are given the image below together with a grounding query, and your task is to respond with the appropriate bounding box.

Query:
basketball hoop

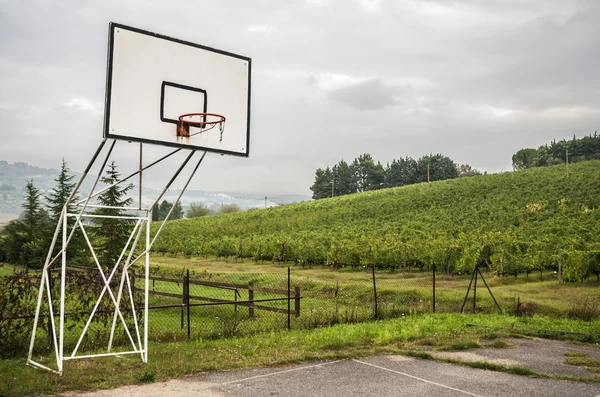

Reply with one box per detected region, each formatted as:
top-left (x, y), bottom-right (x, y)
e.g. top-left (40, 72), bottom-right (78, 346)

top-left (177, 112), bottom-right (226, 142)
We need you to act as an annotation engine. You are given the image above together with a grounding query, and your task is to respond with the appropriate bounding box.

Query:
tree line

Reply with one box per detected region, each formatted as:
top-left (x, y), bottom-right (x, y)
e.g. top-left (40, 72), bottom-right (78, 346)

top-left (511, 132), bottom-right (600, 170)
top-left (0, 160), bottom-right (136, 269)
top-left (0, 159), bottom-right (243, 269)
top-left (310, 153), bottom-right (481, 199)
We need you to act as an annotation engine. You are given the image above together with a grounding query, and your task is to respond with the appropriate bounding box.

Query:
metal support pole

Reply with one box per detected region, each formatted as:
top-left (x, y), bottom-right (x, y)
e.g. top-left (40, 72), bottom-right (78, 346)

top-left (372, 265), bottom-right (378, 319)
top-left (287, 267), bottom-right (291, 330)
top-left (473, 265), bottom-right (478, 312)
top-left (460, 266), bottom-right (477, 313)
top-left (186, 269), bottom-right (191, 339)
top-left (477, 267), bottom-right (503, 314)
top-left (432, 263), bottom-right (436, 313)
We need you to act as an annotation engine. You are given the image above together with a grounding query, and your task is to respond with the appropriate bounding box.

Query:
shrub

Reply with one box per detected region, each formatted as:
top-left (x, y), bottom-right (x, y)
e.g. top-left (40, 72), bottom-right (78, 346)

top-left (567, 297), bottom-right (600, 321)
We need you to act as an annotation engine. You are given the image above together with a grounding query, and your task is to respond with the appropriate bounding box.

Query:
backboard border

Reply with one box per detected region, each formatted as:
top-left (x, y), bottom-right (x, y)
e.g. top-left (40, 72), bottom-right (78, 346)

top-left (160, 81), bottom-right (208, 125)
top-left (103, 22), bottom-right (251, 157)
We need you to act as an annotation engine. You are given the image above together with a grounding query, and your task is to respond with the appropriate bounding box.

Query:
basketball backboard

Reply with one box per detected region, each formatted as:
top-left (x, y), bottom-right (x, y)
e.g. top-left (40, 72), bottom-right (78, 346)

top-left (103, 23), bottom-right (251, 157)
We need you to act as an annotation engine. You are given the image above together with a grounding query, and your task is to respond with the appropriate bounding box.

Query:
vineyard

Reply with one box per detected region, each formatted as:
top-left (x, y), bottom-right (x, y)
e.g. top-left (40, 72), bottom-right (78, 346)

top-left (151, 160), bottom-right (600, 281)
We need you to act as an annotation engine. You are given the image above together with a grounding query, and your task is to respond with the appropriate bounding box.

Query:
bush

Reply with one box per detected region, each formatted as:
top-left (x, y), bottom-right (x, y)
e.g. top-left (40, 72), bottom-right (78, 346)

top-left (567, 297), bottom-right (600, 321)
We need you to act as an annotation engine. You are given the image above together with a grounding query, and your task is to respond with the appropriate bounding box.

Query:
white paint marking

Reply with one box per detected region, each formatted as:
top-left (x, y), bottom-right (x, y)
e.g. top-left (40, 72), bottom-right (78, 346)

top-left (353, 359), bottom-right (485, 397)
top-left (218, 360), bottom-right (343, 386)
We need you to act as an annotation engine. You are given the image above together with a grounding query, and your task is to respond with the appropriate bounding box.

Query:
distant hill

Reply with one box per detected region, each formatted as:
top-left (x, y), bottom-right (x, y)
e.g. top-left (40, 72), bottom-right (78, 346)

top-left (268, 194), bottom-right (312, 205)
top-left (0, 160), bottom-right (301, 218)
top-left (0, 161), bottom-right (65, 216)
top-left (151, 160), bottom-right (600, 280)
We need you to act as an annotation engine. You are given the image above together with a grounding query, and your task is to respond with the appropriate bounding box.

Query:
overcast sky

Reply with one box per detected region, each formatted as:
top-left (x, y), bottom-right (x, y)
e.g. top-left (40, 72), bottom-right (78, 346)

top-left (1, 0), bottom-right (599, 196)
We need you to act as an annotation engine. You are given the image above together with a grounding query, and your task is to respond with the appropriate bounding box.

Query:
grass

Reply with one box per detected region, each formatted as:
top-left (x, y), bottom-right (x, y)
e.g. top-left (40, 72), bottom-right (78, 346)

top-left (565, 351), bottom-right (600, 374)
top-left (149, 256), bottom-right (600, 318)
top-left (2, 313), bottom-right (599, 396)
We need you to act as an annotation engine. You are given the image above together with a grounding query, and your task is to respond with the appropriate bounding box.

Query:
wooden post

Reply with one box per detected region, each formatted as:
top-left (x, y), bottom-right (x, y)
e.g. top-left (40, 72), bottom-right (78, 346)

top-left (294, 286), bottom-right (301, 317)
top-left (186, 269), bottom-right (190, 339)
top-left (248, 282), bottom-right (254, 317)
top-left (427, 164), bottom-right (430, 186)
top-left (557, 247), bottom-right (562, 284)
top-left (432, 263), bottom-right (436, 313)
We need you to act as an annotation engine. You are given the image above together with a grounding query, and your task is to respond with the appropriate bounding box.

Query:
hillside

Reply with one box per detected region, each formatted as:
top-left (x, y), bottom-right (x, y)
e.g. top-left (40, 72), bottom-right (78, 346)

top-left (152, 160), bottom-right (600, 280)
top-left (0, 161), bottom-right (285, 217)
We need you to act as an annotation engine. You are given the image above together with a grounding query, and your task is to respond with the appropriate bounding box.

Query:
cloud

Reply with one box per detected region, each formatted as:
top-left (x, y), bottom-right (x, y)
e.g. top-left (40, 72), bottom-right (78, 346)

top-left (246, 25), bottom-right (278, 35)
top-left (62, 97), bottom-right (102, 115)
top-left (327, 79), bottom-right (400, 110)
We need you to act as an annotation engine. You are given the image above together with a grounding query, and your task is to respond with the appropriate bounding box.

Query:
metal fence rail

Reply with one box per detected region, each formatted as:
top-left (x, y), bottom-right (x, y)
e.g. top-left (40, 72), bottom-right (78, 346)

top-left (0, 264), bottom-right (511, 358)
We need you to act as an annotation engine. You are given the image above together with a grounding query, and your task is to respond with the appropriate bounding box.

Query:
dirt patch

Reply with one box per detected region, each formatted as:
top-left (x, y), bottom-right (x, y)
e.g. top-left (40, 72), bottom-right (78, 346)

top-left (60, 379), bottom-right (223, 397)
top-left (434, 351), bottom-right (522, 367)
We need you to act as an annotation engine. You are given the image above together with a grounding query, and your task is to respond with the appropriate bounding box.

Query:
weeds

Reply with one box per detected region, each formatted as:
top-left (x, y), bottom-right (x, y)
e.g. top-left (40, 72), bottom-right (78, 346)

top-left (567, 297), bottom-right (600, 321)
top-left (565, 351), bottom-right (600, 374)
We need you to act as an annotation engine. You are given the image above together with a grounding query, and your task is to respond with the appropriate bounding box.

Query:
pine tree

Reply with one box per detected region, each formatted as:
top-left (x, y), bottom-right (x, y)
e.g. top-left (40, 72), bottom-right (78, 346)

top-left (310, 167), bottom-right (333, 199)
top-left (45, 159), bottom-right (89, 264)
top-left (93, 162), bottom-right (133, 267)
top-left (22, 179), bottom-right (42, 241)
top-left (46, 159), bottom-right (77, 223)
top-left (171, 202), bottom-right (184, 219)
top-left (155, 200), bottom-right (184, 220)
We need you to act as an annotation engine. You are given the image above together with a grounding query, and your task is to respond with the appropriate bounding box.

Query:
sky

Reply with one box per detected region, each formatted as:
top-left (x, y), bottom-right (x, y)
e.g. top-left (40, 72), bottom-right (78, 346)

top-left (1, 0), bottom-right (599, 197)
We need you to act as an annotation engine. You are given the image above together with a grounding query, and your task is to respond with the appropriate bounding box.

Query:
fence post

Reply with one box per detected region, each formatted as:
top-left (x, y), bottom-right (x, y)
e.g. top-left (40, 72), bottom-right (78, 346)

top-left (186, 269), bottom-right (190, 339)
top-left (287, 267), bottom-right (291, 330)
top-left (372, 265), bottom-right (378, 319)
top-left (248, 282), bottom-right (254, 317)
top-left (181, 272), bottom-right (185, 330)
top-left (234, 289), bottom-right (238, 312)
top-left (294, 286), bottom-right (301, 317)
top-left (432, 263), bottom-right (436, 313)
top-left (473, 265), bottom-right (478, 312)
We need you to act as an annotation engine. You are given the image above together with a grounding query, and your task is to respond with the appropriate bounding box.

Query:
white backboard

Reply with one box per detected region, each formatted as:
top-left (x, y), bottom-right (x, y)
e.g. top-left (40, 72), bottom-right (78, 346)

top-left (104, 23), bottom-right (251, 157)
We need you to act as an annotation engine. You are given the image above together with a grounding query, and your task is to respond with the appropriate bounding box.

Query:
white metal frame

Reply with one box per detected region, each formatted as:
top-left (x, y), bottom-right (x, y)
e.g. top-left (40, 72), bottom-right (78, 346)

top-left (27, 139), bottom-right (206, 375)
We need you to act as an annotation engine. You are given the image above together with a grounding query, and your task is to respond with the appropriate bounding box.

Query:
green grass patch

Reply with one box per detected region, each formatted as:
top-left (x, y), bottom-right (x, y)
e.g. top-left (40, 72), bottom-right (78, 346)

top-left (565, 351), bottom-right (600, 373)
top-left (484, 339), bottom-right (513, 349)
top-left (439, 340), bottom-right (481, 351)
top-left (2, 313), bottom-right (599, 396)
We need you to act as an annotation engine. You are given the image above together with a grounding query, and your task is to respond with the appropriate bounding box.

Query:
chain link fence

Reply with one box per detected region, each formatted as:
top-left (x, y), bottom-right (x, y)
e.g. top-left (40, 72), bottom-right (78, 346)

top-left (2, 263), bottom-right (516, 359)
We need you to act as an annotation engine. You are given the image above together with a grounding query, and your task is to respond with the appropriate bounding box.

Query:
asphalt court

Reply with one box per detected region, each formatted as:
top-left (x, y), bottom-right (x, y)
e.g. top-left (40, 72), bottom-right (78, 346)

top-left (73, 354), bottom-right (600, 397)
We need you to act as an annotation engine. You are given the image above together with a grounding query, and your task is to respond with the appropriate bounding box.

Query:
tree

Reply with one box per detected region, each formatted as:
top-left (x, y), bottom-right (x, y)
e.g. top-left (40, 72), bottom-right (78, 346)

top-left (351, 153), bottom-right (385, 192)
top-left (93, 162), bottom-right (133, 267)
top-left (416, 154), bottom-right (458, 182)
top-left (172, 202), bottom-right (184, 219)
top-left (219, 203), bottom-right (241, 214)
top-left (45, 159), bottom-right (85, 260)
top-left (22, 179), bottom-right (43, 241)
top-left (158, 200), bottom-right (172, 220)
top-left (332, 160), bottom-right (354, 196)
top-left (384, 157), bottom-right (418, 187)
top-left (458, 164), bottom-right (482, 178)
top-left (155, 200), bottom-right (184, 221)
top-left (187, 202), bottom-right (211, 218)
top-left (511, 148), bottom-right (538, 170)
top-left (310, 167), bottom-right (333, 199)
top-left (46, 159), bottom-right (77, 223)
top-left (1, 179), bottom-right (51, 268)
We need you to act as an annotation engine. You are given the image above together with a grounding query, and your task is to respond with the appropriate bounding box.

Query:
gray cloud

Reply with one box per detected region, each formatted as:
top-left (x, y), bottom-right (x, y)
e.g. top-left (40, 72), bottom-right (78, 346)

top-left (1, 0), bottom-right (599, 196)
top-left (327, 79), bottom-right (400, 110)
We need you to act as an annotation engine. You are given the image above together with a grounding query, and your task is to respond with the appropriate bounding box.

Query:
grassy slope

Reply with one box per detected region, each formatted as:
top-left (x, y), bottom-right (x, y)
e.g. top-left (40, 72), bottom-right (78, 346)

top-left (152, 161), bottom-right (600, 269)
